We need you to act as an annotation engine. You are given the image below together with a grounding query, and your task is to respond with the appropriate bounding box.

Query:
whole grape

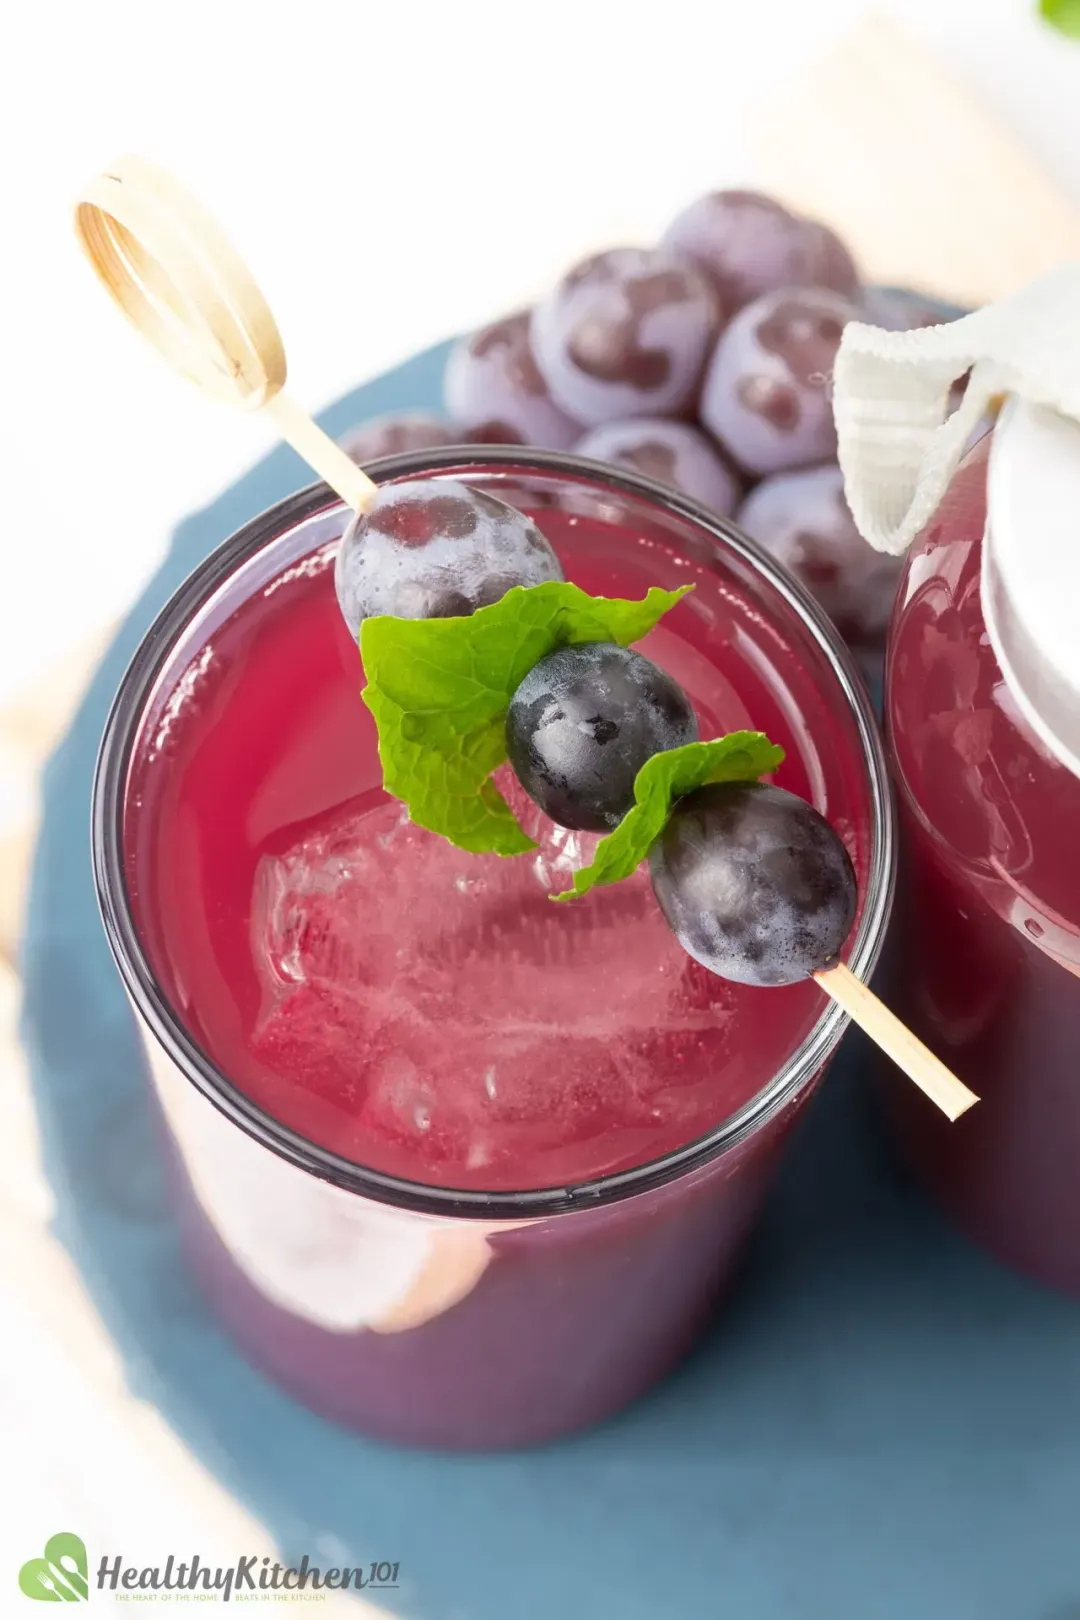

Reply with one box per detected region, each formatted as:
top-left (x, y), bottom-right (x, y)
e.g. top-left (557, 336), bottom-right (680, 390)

top-left (661, 190), bottom-right (859, 313)
top-left (699, 286), bottom-right (861, 475)
top-left (574, 418), bottom-right (741, 514)
top-left (649, 781), bottom-right (857, 987)
top-left (530, 248), bottom-right (722, 426)
top-left (506, 642), bottom-right (698, 831)
top-left (335, 479), bottom-right (563, 635)
top-left (737, 465), bottom-right (902, 645)
top-left (443, 311), bottom-right (582, 449)
top-left (339, 412), bottom-right (460, 463)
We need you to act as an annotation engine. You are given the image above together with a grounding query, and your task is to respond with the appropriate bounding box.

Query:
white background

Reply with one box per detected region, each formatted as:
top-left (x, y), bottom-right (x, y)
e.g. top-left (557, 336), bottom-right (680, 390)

top-left (4, 0), bottom-right (1080, 714)
top-left (4, 0), bottom-right (1080, 1603)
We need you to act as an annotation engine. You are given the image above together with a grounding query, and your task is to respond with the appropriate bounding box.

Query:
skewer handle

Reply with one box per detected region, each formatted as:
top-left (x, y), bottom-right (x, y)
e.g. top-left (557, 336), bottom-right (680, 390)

top-left (265, 393), bottom-right (379, 514)
top-left (816, 960), bottom-right (979, 1122)
top-left (73, 155), bottom-right (376, 514)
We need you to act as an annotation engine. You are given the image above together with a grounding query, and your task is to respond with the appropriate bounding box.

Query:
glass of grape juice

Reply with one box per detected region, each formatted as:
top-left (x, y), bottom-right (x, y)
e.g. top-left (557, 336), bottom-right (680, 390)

top-left (93, 448), bottom-right (893, 1450)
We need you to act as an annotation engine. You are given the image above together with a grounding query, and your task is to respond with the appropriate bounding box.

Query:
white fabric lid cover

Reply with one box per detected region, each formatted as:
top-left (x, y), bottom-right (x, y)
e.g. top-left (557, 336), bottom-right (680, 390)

top-left (834, 263), bottom-right (1080, 776)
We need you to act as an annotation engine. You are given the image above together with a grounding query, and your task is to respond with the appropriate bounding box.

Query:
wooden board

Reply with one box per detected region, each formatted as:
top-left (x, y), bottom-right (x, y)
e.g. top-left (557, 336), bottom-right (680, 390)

top-left (751, 15), bottom-right (1080, 307)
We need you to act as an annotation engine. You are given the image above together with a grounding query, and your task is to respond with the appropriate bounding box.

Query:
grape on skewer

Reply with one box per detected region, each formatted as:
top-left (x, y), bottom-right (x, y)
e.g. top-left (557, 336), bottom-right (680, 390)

top-left (651, 782), bottom-right (977, 1118)
top-left (649, 781), bottom-right (857, 987)
top-left (506, 643), bottom-right (698, 832)
top-left (335, 479), bottom-right (563, 635)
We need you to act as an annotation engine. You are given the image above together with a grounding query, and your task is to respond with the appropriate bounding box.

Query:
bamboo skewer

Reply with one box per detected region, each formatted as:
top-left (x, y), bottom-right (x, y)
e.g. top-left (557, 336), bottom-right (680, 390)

top-left (73, 156), bottom-right (377, 515)
top-left (816, 962), bottom-right (979, 1121)
top-left (74, 156), bottom-right (980, 1124)
top-left (263, 392), bottom-right (377, 512)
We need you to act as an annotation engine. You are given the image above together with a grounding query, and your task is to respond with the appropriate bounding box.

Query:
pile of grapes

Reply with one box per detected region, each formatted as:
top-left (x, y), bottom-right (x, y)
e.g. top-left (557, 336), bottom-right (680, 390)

top-left (338, 189), bottom-right (962, 670)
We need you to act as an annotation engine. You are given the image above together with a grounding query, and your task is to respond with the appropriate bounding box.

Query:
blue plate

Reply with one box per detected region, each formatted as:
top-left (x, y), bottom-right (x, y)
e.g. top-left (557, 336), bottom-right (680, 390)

top-left (23, 342), bottom-right (1080, 1620)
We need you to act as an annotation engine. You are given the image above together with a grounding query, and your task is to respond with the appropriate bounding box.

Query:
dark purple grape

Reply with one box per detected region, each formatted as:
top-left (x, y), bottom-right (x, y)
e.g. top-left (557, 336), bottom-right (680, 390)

top-left (506, 642), bottom-right (698, 832)
top-left (443, 311), bottom-right (582, 449)
top-left (339, 412), bottom-right (459, 463)
top-left (573, 419), bottom-right (741, 514)
top-left (530, 248), bottom-right (722, 426)
top-left (335, 479), bottom-right (563, 635)
top-left (737, 464), bottom-right (902, 645)
top-left (661, 190), bottom-right (859, 313)
top-left (699, 286), bottom-right (861, 475)
top-left (649, 781), bottom-right (857, 987)
top-left (860, 286), bottom-right (967, 331)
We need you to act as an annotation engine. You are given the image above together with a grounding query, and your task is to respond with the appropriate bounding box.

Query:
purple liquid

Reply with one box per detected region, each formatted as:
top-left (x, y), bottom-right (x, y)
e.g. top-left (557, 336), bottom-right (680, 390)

top-left (886, 434), bottom-right (1080, 1293)
top-left (113, 463), bottom-right (881, 1445)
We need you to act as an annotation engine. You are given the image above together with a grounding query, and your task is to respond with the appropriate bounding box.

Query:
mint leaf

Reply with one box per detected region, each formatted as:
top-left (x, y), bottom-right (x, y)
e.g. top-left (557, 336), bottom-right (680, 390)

top-left (360, 580), bottom-right (693, 854)
top-left (554, 731), bottom-right (785, 901)
top-left (1041, 0), bottom-right (1080, 37)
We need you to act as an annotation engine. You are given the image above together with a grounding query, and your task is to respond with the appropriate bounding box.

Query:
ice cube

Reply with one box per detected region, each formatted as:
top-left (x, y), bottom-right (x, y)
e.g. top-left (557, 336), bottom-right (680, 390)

top-left (247, 787), bottom-right (737, 1184)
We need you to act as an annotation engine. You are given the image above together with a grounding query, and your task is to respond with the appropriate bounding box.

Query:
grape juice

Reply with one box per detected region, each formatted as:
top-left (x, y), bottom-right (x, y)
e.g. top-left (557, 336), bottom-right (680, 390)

top-left (127, 510), bottom-right (862, 1192)
top-left (108, 462), bottom-right (887, 1445)
top-left (886, 434), bottom-right (1080, 1293)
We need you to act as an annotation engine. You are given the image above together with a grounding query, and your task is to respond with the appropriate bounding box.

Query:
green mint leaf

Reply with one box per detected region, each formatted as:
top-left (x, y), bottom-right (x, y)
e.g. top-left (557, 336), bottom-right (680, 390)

top-left (360, 580), bottom-right (693, 855)
top-left (1041, 0), bottom-right (1080, 36)
top-left (554, 731), bottom-right (785, 901)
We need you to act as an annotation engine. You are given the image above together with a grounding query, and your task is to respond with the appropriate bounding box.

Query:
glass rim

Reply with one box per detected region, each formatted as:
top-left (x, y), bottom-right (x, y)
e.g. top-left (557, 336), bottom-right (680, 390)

top-left (92, 444), bottom-right (896, 1221)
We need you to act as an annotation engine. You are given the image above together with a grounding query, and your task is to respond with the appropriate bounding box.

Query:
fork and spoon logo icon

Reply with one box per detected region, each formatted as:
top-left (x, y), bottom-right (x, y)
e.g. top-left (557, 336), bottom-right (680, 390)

top-left (18, 1534), bottom-right (88, 1602)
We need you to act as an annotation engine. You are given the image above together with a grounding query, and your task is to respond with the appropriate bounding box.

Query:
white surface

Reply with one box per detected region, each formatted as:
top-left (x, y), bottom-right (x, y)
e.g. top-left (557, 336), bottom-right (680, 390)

top-left (0, 963), bottom-right (382, 1612)
top-left (5, 0), bottom-right (1080, 708)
